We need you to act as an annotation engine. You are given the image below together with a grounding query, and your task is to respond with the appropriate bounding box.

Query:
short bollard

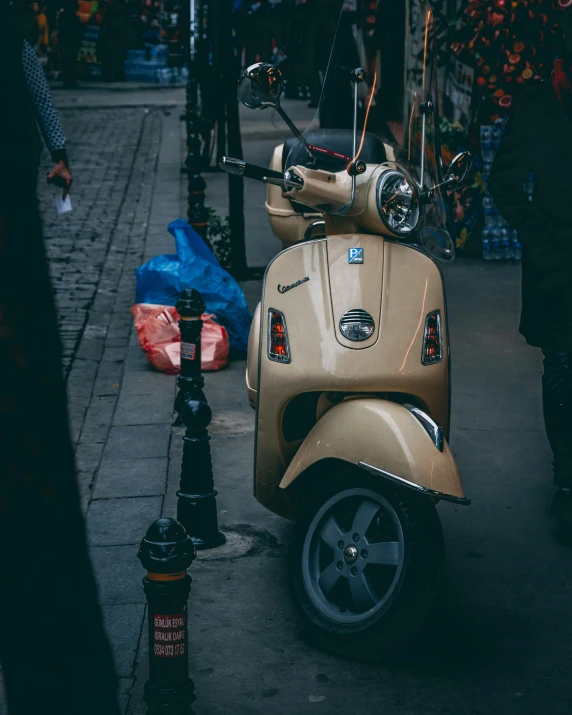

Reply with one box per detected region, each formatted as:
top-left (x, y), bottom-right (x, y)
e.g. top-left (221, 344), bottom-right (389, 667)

top-left (138, 518), bottom-right (196, 715)
top-left (175, 288), bottom-right (226, 549)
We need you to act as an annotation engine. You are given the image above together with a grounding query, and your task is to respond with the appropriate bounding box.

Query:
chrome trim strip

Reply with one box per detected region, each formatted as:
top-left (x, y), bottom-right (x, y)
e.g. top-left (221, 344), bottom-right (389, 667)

top-left (403, 404), bottom-right (444, 452)
top-left (358, 461), bottom-right (471, 505)
top-left (304, 220), bottom-right (326, 242)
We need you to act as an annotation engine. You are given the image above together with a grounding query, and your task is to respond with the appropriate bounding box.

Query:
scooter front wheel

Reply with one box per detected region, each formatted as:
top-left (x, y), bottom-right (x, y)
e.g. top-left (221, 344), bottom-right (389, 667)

top-left (288, 476), bottom-right (444, 661)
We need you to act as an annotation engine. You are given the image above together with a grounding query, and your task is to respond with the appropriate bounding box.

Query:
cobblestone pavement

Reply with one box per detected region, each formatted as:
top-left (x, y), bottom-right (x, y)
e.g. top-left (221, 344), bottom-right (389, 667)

top-left (40, 107), bottom-right (159, 379)
top-left (35, 100), bottom-right (182, 713)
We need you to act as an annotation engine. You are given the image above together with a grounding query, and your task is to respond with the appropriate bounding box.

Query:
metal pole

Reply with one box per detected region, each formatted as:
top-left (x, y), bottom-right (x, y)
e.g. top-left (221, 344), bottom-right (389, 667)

top-left (186, 0), bottom-right (209, 239)
top-left (220, 0), bottom-right (247, 277)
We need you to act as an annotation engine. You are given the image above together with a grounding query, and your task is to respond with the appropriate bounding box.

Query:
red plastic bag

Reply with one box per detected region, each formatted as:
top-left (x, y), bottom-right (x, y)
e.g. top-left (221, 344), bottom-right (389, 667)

top-left (131, 304), bottom-right (229, 373)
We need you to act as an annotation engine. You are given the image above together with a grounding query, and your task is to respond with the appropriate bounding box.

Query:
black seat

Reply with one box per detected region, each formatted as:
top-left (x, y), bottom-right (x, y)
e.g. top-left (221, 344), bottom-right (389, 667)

top-left (281, 130), bottom-right (387, 214)
top-left (282, 129), bottom-right (387, 172)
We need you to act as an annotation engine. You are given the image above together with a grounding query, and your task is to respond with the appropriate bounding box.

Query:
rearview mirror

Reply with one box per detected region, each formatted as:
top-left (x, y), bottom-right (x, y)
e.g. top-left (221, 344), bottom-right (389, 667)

top-left (238, 62), bottom-right (284, 110)
top-left (443, 152), bottom-right (473, 191)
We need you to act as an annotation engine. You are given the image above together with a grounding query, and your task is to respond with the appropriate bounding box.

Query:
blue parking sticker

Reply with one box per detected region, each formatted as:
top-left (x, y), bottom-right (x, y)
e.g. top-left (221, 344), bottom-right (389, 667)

top-left (348, 247), bottom-right (364, 264)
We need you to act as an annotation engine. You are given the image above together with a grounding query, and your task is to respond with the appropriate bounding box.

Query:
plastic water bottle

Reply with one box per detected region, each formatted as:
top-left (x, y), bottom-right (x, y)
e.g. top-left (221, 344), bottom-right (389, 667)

top-left (490, 208), bottom-right (503, 227)
top-left (483, 195), bottom-right (496, 227)
top-left (482, 228), bottom-right (492, 260)
top-left (481, 126), bottom-right (495, 162)
top-left (500, 227), bottom-right (510, 260)
top-left (490, 227), bottom-right (501, 260)
top-left (512, 237), bottom-right (522, 261)
top-left (491, 126), bottom-right (502, 155)
top-left (523, 172), bottom-right (535, 201)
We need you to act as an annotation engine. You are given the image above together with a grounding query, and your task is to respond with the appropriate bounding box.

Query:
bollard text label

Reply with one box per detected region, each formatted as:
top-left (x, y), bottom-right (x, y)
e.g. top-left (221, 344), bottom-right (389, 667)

top-left (181, 342), bottom-right (197, 361)
top-left (153, 613), bottom-right (186, 658)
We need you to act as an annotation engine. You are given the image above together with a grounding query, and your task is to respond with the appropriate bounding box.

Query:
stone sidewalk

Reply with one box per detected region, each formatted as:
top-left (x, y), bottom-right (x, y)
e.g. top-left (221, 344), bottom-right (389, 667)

top-left (45, 91), bottom-right (185, 712)
top-left (39, 87), bottom-right (295, 714)
top-left (72, 106), bottom-right (185, 710)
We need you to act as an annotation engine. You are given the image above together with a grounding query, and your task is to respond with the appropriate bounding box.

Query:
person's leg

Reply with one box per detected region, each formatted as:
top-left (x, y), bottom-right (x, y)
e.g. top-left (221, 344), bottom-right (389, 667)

top-left (542, 349), bottom-right (572, 484)
top-left (542, 349), bottom-right (572, 529)
top-left (60, 46), bottom-right (77, 87)
top-left (112, 48), bottom-right (125, 82)
top-left (100, 46), bottom-right (113, 82)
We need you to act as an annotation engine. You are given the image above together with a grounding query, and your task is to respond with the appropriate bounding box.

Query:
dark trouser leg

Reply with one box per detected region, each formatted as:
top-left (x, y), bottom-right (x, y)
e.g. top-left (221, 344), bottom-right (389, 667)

top-left (542, 349), bottom-right (572, 486)
top-left (100, 47), bottom-right (113, 81)
top-left (113, 49), bottom-right (125, 82)
top-left (60, 46), bottom-right (78, 87)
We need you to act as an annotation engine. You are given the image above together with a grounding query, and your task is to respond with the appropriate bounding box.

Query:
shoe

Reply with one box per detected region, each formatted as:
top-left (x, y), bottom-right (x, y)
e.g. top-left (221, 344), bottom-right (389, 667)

top-left (551, 487), bottom-right (572, 541)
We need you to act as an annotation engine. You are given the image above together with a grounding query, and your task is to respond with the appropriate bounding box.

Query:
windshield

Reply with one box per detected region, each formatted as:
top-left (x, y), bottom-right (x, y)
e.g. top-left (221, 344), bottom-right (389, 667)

top-left (403, 0), bottom-right (453, 257)
top-left (282, 0), bottom-right (453, 255)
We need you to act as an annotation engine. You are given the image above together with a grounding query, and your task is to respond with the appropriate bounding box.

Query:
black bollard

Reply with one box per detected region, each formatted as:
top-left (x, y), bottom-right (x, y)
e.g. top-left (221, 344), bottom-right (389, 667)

top-left (175, 289), bottom-right (226, 549)
top-left (138, 518), bottom-right (196, 715)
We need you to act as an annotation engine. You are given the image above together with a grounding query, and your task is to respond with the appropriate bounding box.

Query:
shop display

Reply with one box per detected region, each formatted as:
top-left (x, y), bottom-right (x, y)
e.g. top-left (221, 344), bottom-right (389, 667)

top-left (441, 117), bottom-right (484, 252)
top-left (444, 0), bottom-right (567, 259)
top-left (479, 122), bottom-right (525, 260)
top-left (78, 21), bottom-right (102, 79)
top-left (123, 44), bottom-right (184, 83)
top-left (450, 0), bottom-right (566, 125)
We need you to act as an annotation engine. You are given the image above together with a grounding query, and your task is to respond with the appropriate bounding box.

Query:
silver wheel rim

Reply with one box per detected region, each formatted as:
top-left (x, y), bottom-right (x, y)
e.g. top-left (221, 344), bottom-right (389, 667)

top-left (301, 488), bottom-right (405, 625)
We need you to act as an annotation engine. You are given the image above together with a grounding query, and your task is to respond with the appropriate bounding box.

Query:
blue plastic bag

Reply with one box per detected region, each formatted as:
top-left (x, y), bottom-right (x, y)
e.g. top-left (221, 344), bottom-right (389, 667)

top-left (135, 219), bottom-right (252, 353)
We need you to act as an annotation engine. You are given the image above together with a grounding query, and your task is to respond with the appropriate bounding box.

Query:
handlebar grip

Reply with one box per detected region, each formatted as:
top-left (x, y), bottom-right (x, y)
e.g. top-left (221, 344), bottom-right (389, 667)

top-left (219, 156), bottom-right (284, 183)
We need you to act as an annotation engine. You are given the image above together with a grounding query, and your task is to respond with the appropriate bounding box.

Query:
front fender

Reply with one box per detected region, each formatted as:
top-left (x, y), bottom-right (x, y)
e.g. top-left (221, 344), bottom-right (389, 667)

top-left (279, 399), bottom-right (469, 504)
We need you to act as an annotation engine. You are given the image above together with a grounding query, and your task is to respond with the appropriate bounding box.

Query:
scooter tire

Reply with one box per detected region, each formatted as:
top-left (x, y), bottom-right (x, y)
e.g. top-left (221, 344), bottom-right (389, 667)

top-left (288, 474), bottom-right (444, 662)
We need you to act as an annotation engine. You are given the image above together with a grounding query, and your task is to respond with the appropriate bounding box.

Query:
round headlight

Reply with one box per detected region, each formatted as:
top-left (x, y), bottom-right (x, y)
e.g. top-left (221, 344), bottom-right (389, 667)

top-left (376, 170), bottom-right (420, 235)
top-left (339, 309), bottom-right (375, 342)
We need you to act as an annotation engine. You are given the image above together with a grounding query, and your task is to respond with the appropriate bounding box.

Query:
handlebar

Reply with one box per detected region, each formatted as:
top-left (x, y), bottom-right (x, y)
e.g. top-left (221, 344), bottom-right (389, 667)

top-left (219, 156), bottom-right (284, 183)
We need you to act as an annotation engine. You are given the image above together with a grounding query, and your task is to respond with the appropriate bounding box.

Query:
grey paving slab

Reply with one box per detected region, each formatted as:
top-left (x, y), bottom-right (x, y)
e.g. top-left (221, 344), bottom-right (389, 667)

top-left (101, 604), bottom-right (145, 678)
top-left (118, 678), bottom-right (135, 715)
top-left (94, 457), bottom-right (167, 499)
top-left (87, 496), bottom-right (163, 546)
top-left (120, 370), bottom-right (175, 397)
top-left (90, 544), bottom-right (146, 605)
top-left (0, 668), bottom-right (5, 715)
top-left (103, 424), bottom-right (171, 460)
top-left (113, 392), bottom-right (175, 426)
top-left (124, 342), bottom-right (152, 372)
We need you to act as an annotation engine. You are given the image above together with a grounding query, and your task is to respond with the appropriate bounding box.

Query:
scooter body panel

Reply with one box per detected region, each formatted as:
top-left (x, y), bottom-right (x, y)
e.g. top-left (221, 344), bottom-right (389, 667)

top-left (279, 398), bottom-right (463, 500)
top-left (251, 233), bottom-right (452, 517)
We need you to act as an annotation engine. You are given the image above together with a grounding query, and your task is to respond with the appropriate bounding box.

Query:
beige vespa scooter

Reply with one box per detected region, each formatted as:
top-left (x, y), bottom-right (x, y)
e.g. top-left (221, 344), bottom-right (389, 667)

top-left (221, 1), bottom-right (472, 659)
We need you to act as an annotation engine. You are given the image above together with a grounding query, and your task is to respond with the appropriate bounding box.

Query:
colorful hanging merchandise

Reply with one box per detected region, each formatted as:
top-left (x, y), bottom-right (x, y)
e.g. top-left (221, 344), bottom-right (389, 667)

top-left (446, 0), bottom-right (569, 257)
top-left (450, 0), bottom-right (568, 126)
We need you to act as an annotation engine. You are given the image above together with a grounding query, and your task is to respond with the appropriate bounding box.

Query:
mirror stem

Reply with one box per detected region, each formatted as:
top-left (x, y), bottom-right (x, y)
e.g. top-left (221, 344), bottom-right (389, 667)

top-left (275, 105), bottom-right (315, 162)
top-left (419, 100), bottom-right (433, 189)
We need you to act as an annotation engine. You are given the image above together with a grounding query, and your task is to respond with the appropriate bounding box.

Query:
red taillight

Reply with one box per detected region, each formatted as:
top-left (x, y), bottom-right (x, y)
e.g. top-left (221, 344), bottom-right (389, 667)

top-left (268, 309), bottom-right (290, 363)
top-left (422, 310), bottom-right (443, 365)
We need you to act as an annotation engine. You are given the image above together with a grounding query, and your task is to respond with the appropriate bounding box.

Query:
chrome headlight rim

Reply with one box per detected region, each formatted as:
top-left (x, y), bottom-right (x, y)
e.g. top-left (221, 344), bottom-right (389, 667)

top-left (376, 169), bottom-right (420, 236)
